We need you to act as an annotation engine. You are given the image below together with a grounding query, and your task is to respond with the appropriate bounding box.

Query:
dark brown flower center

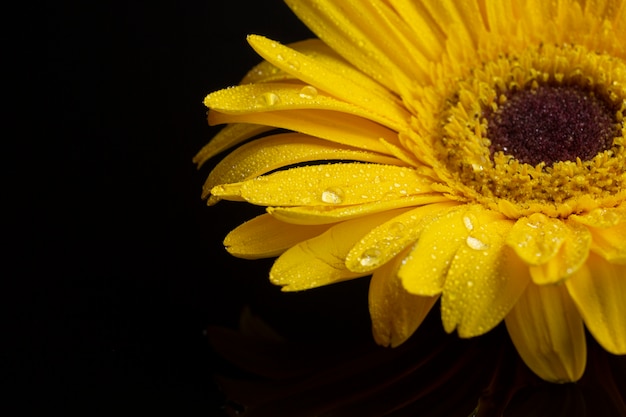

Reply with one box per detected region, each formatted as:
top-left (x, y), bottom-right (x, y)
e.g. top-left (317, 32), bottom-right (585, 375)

top-left (487, 86), bottom-right (616, 166)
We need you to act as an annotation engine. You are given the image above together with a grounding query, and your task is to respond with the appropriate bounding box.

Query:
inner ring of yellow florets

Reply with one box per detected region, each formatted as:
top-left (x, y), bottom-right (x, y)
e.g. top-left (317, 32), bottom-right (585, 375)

top-left (434, 44), bottom-right (626, 218)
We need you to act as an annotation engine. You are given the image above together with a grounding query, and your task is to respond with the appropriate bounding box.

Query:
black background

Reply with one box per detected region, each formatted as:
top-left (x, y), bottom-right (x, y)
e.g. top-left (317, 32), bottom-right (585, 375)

top-left (18, 1), bottom-right (355, 415)
top-left (13, 1), bottom-right (626, 416)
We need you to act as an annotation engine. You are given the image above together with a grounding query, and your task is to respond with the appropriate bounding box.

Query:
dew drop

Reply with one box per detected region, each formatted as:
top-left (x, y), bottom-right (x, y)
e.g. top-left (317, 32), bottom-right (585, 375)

top-left (299, 85), bottom-right (318, 99)
top-left (463, 215), bottom-right (476, 231)
top-left (388, 222), bottom-right (406, 238)
top-left (359, 248), bottom-right (382, 267)
top-left (321, 187), bottom-right (344, 204)
top-left (261, 92), bottom-right (280, 106)
top-left (466, 235), bottom-right (489, 250)
top-left (287, 60), bottom-right (300, 70)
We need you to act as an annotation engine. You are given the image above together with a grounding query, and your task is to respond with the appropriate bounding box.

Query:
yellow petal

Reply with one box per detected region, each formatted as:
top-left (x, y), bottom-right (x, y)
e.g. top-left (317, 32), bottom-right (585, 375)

top-left (571, 206), bottom-right (626, 264)
top-left (208, 108), bottom-right (401, 155)
top-left (369, 249), bottom-right (438, 347)
top-left (285, 0), bottom-right (414, 92)
top-left (399, 206), bottom-right (471, 296)
top-left (508, 213), bottom-right (569, 265)
top-left (268, 194), bottom-right (452, 225)
top-left (379, 138), bottom-right (421, 167)
top-left (240, 54), bottom-right (296, 85)
top-left (566, 253), bottom-right (626, 354)
top-left (505, 283), bottom-right (587, 383)
top-left (224, 214), bottom-right (331, 259)
top-left (346, 201), bottom-right (460, 273)
top-left (587, 222), bottom-right (626, 264)
top-left (508, 214), bottom-right (592, 284)
top-left (241, 39), bottom-right (333, 84)
top-left (570, 205), bottom-right (626, 228)
top-left (204, 82), bottom-right (405, 132)
top-left (615, 1), bottom-right (626, 29)
top-left (211, 163), bottom-right (434, 207)
top-left (270, 210), bottom-right (402, 291)
top-left (387, 0), bottom-right (445, 61)
top-left (192, 123), bottom-right (272, 168)
top-left (441, 209), bottom-right (529, 338)
top-left (247, 35), bottom-right (410, 129)
top-left (203, 133), bottom-right (406, 204)
top-left (420, 0), bottom-right (485, 48)
top-left (482, 0), bottom-right (519, 37)
top-left (584, 0), bottom-right (624, 20)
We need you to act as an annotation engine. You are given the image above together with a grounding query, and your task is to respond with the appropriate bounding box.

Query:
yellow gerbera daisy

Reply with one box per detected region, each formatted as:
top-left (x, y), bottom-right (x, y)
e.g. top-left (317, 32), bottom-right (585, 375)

top-left (195, 0), bottom-right (626, 383)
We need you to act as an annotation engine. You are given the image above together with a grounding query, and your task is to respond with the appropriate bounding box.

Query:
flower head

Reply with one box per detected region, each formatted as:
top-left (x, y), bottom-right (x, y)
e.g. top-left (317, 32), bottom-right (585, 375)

top-left (196, 0), bottom-right (626, 383)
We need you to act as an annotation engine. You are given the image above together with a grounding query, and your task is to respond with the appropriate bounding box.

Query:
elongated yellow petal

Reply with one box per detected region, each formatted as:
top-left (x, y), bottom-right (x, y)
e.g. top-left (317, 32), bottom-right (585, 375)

top-left (387, 0), bottom-right (445, 61)
top-left (208, 109), bottom-right (401, 155)
top-left (615, 1), bottom-right (626, 31)
top-left (356, 1), bottom-right (436, 84)
top-left (441, 210), bottom-right (529, 338)
top-left (193, 123), bottom-right (272, 168)
top-left (369, 249), bottom-right (438, 347)
top-left (240, 57), bottom-right (296, 85)
top-left (505, 283), bottom-right (587, 383)
top-left (268, 194), bottom-right (452, 225)
top-left (211, 163), bottom-right (434, 207)
top-left (584, 0), bottom-right (625, 20)
top-left (483, 0), bottom-right (519, 36)
top-left (508, 214), bottom-right (592, 284)
top-left (284, 0), bottom-right (412, 92)
top-left (247, 35), bottom-right (410, 129)
top-left (203, 133), bottom-right (406, 204)
top-left (399, 206), bottom-right (471, 296)
top-left (566, 253), bottom-right (626, 354)
top-left (205, 82), bottom-right (405, 132)
top-left (346, 201), bottom-right (460, 274)
top-left (422, 0), bottom-right (485, 46)
top-left (270, 210), bottom-right (403, 291)
top-left (247, 38), bottom-right (402, 101)
top-left (224, 214), bottom-right (331, 259)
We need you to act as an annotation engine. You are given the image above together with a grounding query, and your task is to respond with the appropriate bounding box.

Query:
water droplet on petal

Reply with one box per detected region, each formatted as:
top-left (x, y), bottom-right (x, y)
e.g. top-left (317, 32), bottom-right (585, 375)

top-left (261, 92), bottom-right (280, 106)
top-left (359, 248), bottom-right (382, 267)
top-left (466, 235), bottom-right (489, 250)
top-left (299, 85), bottom-right (318, 99)
top-left (463, 215), bottom-right (476, 231)
top-left (321, 187), bottom-right (344, 204)
top-left (287, 60), bottom-right (300, 70)
top-left (388, 222), bottom-right (406, 238)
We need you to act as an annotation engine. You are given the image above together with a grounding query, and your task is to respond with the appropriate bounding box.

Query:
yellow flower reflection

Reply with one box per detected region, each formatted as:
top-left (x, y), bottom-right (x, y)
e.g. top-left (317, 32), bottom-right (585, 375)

top-left (195, 0), bottom-right (626, 383)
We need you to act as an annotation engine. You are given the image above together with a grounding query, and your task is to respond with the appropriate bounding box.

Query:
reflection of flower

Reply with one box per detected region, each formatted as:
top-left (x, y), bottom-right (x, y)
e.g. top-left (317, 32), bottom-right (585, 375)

top-left (209, 304), bottom-right (626, 416)
top-left (196, 0), bottom-right (625, 383)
